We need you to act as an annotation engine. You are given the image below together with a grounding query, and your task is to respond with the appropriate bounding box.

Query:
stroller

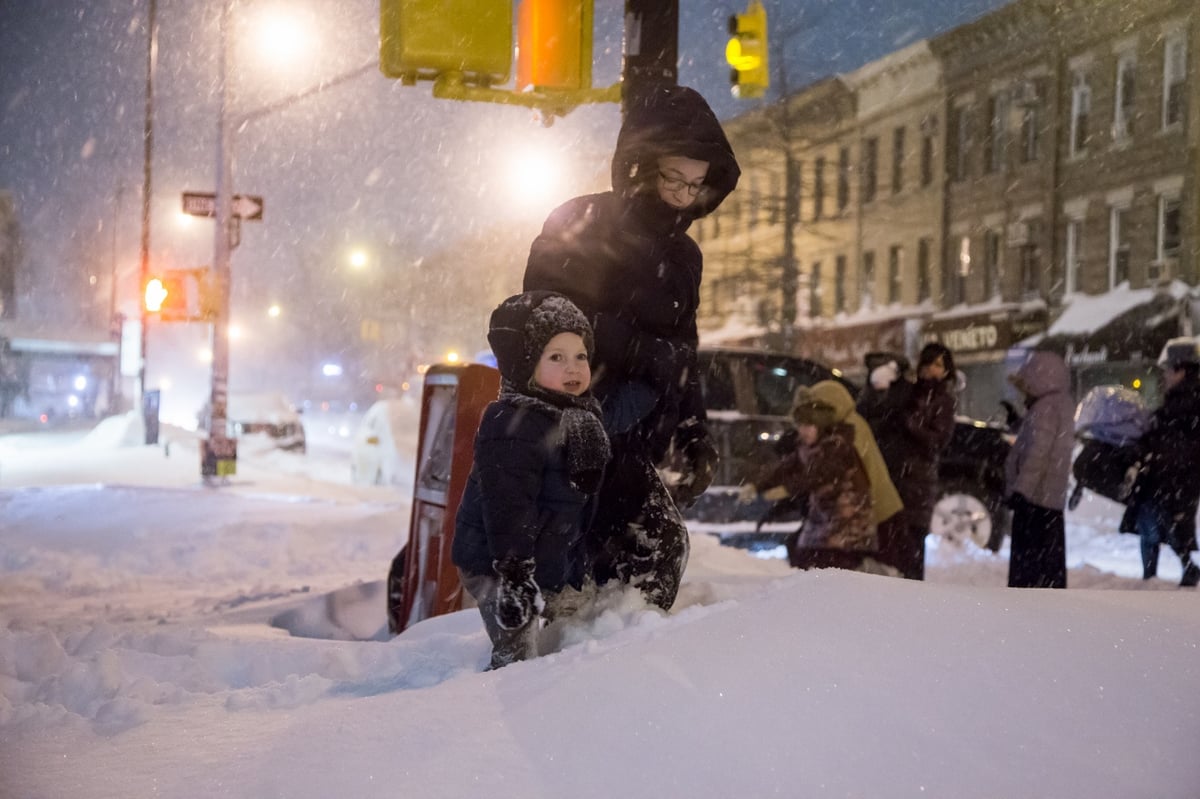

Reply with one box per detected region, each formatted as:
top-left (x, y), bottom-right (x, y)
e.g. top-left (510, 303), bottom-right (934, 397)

top-left (1068, 385), bottom-right (1148, 510)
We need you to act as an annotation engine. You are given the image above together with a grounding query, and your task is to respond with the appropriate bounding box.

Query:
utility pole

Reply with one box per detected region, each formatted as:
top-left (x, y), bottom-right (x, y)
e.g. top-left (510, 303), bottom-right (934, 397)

top-left (204, 0), bottom-right (237, 480)
top-left (138, 0), bottom-right (157, 439)
top-left (622, 0), bottom-right (679, 113)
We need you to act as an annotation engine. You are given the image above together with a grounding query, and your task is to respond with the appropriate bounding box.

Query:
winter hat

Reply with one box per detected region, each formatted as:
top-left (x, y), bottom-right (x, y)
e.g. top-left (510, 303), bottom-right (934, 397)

top-left (488, 291), bottom-right (594, 389)
top-left (790, 386), bottom-right (838, 431)
top-left (1158, 336), bottom-right (1200, 370)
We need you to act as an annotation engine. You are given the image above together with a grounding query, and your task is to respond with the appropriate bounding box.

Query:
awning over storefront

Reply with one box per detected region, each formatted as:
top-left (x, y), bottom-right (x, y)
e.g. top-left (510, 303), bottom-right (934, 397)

top-left (1038, 292), bottom-right (1187, 367)
top-left (792, 317), bottom-right (910, 374)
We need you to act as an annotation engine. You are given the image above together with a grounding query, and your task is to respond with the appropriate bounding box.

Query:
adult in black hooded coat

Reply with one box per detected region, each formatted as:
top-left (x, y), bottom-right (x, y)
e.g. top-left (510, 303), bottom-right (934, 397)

top-left (523, 85), bottom-right (740, 610)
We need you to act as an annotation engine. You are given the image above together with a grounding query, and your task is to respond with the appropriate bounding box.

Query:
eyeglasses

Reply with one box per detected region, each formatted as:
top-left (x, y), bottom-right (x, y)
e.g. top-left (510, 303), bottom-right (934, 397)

top-left (658, 171), bottom-right (706, 197)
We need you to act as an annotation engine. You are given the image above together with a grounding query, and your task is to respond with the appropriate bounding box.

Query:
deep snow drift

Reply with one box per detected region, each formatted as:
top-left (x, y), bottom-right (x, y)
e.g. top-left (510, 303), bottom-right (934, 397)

top-left (1, 409), bottom-right (1197, 799)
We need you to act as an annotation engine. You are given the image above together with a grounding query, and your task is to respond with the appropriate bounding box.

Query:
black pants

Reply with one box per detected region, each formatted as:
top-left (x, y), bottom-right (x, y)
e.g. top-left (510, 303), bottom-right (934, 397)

top-left (876, 514), bottom-right (925, 580)
top-left (588, 432), bottom-right (689, 611)
top-left (1008, 499), bottom-right (1067, 589)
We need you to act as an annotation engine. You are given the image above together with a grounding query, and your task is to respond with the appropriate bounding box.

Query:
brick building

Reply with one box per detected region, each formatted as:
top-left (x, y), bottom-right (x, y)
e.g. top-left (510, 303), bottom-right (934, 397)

top-left (701, 0), bottom-right (1198, 415)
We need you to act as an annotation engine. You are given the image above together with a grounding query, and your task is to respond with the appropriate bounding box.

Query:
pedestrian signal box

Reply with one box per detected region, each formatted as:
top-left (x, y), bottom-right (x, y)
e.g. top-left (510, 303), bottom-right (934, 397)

top-left (516, 0), bottom-right (593, 92)
top-left (379, 0), bottom-right (512, 84)
top-left (388, 362), bottom-right (500, 635)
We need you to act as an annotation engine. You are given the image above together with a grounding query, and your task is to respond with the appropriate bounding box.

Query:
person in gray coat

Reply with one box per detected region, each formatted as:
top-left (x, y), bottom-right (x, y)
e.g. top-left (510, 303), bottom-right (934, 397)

top-left (1004, 349), bottom-right (1075, 588)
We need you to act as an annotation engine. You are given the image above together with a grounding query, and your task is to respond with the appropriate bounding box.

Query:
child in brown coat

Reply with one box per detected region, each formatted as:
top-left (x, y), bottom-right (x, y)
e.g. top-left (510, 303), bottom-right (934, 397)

top-left (741, 386), bottom-right (878, 571)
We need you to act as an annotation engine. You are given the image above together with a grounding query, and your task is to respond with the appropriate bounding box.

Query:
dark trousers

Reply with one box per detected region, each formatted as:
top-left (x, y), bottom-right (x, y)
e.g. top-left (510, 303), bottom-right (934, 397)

top-left (588, 432), bottom-right (689, 611)
top-left (876, 514), bottom-right (925, 580)
top-left (1134, 503), bottom-right (1199, 580)
top-left (1008, 499), bottom-right (1067, 589)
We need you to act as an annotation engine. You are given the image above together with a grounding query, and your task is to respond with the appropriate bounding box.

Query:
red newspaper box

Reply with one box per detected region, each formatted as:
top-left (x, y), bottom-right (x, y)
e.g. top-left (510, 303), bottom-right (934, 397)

top-left (388, 363), bottom-right (499, 634)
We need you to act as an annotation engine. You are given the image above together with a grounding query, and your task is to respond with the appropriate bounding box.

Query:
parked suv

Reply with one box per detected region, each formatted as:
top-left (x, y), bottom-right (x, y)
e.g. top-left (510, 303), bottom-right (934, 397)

top-left (678, 347), bottom-right (1011, 552)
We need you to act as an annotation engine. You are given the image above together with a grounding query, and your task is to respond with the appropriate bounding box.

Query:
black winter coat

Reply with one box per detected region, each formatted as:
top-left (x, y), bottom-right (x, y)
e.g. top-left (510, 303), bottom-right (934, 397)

top-left (859, 378), bottom-right (956, 525)
top-left (524, 86), bottom-right (739, 462)
top-left (451, 400), bottom-right (593, 593)
top-left (1130, 376), bottom-right (1200, 517)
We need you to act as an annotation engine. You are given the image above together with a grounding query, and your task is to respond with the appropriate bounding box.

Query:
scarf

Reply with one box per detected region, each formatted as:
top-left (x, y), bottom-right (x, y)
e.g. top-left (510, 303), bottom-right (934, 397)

top-left (499, 380), bottom-right (611, 494)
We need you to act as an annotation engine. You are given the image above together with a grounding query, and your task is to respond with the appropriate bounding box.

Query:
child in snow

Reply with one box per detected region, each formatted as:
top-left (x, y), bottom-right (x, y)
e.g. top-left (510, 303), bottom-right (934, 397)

top-left (451, 291), bottom-right (611, 670)
top-left (740, 385), bottom-right (879, 572)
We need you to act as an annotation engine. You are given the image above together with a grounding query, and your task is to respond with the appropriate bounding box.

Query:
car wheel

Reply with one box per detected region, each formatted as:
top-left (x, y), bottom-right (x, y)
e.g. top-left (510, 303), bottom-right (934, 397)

top-left (929, 480), bottom-right (1005, 552)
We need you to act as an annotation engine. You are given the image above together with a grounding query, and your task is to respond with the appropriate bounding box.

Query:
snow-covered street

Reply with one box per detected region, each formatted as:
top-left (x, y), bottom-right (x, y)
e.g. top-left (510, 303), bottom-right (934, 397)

top-left (1, 409), bottom-right (1198, 798)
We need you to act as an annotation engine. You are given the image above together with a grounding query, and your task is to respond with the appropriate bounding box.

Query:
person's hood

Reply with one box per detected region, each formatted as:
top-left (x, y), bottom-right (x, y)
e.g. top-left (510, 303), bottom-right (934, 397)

top-left (807, 380), bottom-right (857, 423)
top-left (610, 85), bottom-right (740, 220)
top-left (1011, 350), bottom-right (1070, 399)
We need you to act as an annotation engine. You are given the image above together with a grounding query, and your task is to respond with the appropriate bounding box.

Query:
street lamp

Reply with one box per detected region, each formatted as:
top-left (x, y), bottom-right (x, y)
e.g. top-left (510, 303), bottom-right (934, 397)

top-left (204, 0), bottom-right (375, 481)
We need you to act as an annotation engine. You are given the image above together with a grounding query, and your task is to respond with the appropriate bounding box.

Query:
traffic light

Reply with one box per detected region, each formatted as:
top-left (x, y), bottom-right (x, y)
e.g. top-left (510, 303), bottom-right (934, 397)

top-left (727, 0), bottom-right (768, 99)
top-left (379, 0), bottom-right (512, 84)
top-left (144, 270), bottom-right (205, 321)
top-left (516, 0), bottom-right (593, 92)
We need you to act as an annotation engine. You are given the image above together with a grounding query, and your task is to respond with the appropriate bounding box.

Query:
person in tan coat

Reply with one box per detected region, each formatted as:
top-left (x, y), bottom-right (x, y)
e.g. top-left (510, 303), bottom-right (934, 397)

top-left (1005, 349), bottom-right (1074, 589)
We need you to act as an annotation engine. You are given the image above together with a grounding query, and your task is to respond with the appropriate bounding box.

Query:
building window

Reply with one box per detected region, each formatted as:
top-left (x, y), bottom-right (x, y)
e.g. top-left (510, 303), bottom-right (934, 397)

top-left (810, 262), bottom-right (823, 318)
top-left (1154, 195), bottom-right (1182, 281)
top-left (769, 169), bottom-right (782, 225)
top-left (920, 132), bottom-right (934, 186)
top-left (947, 236), bottom-right (970, 306)
top-left (837, 147), bottom-right (850, 212)
top-left (983, 229), bottom-right (1002, 299)
top-left (747, 173), bottom-right (759, 230)
top-left (887, 245), bottom-right (902, 304)
top-left (1113, 53), bottom-right (1137, 141)
top-left (1108, 205), bottom-right (1130, 287)
top-left (862, 138), bottom-right (878, 203)
top-left (950, 105), bottom-right (971, 181)
top-left (917, 237), bottom-right (932, 302)
top-left (835, 255), bottom-right (847, 313)
top-left (1018, 219), bottom-right (1042, 299)
top-left (813, 156), bottom-right (825, 221)
top-left (1017, 80), bottom-right (1042, 163)
top-left (793, 160), bottom-right (804, 224)
top-left (891, 126), bottom-right (905, 194)
top-left (1070, 73), bottom-right (1091, 157)
top-left (861, 250), bottom-right (876, 309)
top-left (985, 92), bottom-right (1009, 174)
top-left (1163, 33), bottom-right (1187, 129)
top-left (1065, 218), bottom-right (1083, 294)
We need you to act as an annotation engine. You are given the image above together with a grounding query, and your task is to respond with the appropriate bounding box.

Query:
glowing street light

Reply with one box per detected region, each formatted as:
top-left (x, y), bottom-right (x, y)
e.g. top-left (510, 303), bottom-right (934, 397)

top-left (267, 304), bottom-right (281, 318)
top-left (349, 249), bottom-right (369, 270)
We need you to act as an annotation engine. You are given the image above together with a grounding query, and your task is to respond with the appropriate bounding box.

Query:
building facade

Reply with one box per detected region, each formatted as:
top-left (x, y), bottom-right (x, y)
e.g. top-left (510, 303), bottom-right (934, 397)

top-left (701, 0), bottom-right (1198, 417)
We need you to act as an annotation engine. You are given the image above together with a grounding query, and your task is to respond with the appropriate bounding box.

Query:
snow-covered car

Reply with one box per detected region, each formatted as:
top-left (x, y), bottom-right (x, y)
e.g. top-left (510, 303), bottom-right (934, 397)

top-left (350, 398), bottom-right (421, 487)
top-left (198, 393), bottom-right (306, 453)
top-left (683, 347), bottom-right (1012, 552)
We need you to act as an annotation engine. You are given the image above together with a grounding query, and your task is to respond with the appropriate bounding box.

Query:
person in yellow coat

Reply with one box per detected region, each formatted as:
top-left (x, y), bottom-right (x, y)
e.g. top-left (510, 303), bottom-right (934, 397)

top-left (807, 380), bottom-right (905, 530)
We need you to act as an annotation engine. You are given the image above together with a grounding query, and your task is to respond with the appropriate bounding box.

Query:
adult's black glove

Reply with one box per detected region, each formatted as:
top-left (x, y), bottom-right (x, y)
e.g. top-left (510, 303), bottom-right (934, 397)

top-left (492, 557), bottom-right (539, 631)
top-left (672, 432), bottom-right (719, 508)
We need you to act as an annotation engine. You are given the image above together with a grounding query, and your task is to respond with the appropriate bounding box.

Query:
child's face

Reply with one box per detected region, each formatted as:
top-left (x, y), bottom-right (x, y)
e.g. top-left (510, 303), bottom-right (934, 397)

top-left (533, 332), bottom-right (591, 396)
top-left (796, 423), bottom-right (819, 446)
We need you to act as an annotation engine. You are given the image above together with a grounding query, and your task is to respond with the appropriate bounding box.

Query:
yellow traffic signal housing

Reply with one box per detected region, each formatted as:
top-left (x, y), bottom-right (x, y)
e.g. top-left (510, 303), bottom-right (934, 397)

top-left (727, 0), bottom-right (769, 99)
top-left (380, 0), bottom-right (512, 84)
top-left (516, 0), bottom-right (593, 92)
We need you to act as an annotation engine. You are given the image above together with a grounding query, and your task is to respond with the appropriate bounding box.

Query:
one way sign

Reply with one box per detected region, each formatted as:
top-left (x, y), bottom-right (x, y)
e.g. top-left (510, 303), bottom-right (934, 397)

top-left (182, 191), bottom-right (264, 221)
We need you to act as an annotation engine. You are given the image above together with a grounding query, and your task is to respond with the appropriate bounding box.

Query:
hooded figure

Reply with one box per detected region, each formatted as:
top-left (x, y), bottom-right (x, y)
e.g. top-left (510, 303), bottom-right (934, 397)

top-left (807, 380), bottom-right (904, 527)
top-left (1004, 349), bottom-right (1074, 589)
top-left (522, 85), bottom-right (740, 610)
top-left (746, 387), bottom-right (877, 570)
top-left (453, 291), bottom-right (611, 668)
top-left (1125, 337), bottom-right (1200, 586)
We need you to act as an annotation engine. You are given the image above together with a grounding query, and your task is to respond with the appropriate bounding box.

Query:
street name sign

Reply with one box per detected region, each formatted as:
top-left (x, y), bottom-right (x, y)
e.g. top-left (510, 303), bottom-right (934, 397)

top-left (182, 191), bottom-right (264, 221)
